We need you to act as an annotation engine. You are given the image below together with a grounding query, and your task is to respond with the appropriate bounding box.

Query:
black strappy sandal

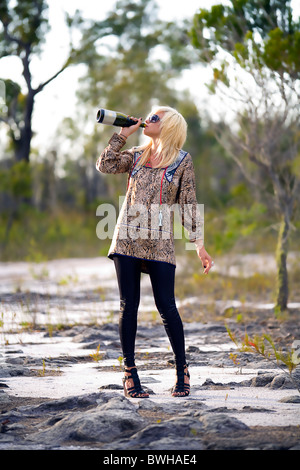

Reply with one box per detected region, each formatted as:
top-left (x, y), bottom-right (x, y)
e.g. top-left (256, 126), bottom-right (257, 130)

top-left (122, 367), bottom-right (149, 398)
top-left (171, 364), bottom-right (190, 397)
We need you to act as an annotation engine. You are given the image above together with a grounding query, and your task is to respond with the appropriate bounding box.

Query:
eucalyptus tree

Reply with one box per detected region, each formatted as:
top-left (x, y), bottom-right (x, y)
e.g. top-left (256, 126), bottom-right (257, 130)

top-left (0, 0), bottom-right (78, 162)
top-left (191, 0), bottom-right (300, 311)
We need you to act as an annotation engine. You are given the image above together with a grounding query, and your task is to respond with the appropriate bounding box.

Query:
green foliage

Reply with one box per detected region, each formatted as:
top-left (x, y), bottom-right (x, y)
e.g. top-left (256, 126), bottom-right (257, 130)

top-left (1, 0), bottom-right (299, 281)
top-left (263, 27), bottom-right (300, 74)
top-left (191, 0), bottom-right (300, 82)
top-left (190, 0), bottom-right (300, 86)
top-left (202, 199), bottom-right (269, 254)
top-left (0, 0), bottom-right (50, 57)
top-left (190, 0), bottom-right (300, 312)
top-left (226, 325), bottom-right (300, 391)
top-left (225, 202), bottom-right (266, 237)
top-left (0, 160), bottom-right (32, 200)
top-left (89, 344), bottom-right (104, 362)
top-left (0, 78), bottom-right (26, 148)
top-left (0, 205), bottom-right (109, 261)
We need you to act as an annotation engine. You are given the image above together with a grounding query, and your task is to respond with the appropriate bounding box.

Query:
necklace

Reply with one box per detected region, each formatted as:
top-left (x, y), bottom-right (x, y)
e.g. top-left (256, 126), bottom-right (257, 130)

top-left (146, 151), bottom-right (160, 167)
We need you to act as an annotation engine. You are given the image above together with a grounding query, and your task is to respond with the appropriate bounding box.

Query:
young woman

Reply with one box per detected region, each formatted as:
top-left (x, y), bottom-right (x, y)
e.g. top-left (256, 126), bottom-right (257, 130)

top-left (96, 106), bottom-right (213, 398)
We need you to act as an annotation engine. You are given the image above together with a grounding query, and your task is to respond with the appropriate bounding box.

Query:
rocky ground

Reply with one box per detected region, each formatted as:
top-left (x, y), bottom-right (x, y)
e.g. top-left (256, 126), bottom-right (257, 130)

top-left (0, 257), bottom-right (300, 452)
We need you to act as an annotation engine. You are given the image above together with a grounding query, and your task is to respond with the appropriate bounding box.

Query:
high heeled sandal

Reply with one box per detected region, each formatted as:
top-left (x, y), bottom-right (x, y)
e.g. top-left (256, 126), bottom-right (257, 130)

top-left (171, 364), bottom-right (190, 397)
top-left (122, 367), bottom-right (149, 398)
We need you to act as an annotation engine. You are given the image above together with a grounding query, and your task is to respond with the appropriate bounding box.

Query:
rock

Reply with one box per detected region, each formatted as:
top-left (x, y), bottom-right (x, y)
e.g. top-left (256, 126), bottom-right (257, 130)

top-left (206, 406), bottom-right (234, 413)
top-left (108, 412), bottom-right (250, 450)
top-left (0, 390), bottom-right (11, 406)
top-left (241, 405), bottom-right (275, 413)
top-left (139, 376), bottom-right (160, 384)
top-left (98, 396), bottom-right (137, 412)
top-left (146, 436), bottom-right (205, 451)
top-left (199, 413), bottom-right (249, 433)
top-left (137, 399), bottom-right (160, 411)
top-left (105, 349), bottom-right (122, 359)
top-left (268, 374), bottom-right (295, 389)
top-left (250, 372), bottom-right (277, 387)
top-left (81, 341), bottom-right (105, 350)
top-left (55, 325), bottom-right (86, 337)
top-left (72, 327), bottom-right (107, 344)
top-left (186, 345), bottom-right (200, 353)
top-left (279, 396), bottom-right (300, 404)
top-left (112, 416), bottom-right (205, 450)
top-left (201, 378), bottom-right (225, 388)
top-left (0, 364), bottom-right (27, 378)
top-left (99, 384), bottom-right (123, 390)
top-left (291, 367), bottom-right (300, 382)
top-left (28, 395), bottom-right (145, 446)
top-left (17, 392), bottom-right (101, 415)
top-left (5, 357), bottom-right (25, 365)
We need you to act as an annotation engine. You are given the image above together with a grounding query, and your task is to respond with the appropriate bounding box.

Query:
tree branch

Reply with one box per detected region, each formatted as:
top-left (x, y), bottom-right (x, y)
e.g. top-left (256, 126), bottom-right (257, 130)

top-left (1, 19), bottom-right (26, 49)
top-left (33, 61), bottom-right (70, 95)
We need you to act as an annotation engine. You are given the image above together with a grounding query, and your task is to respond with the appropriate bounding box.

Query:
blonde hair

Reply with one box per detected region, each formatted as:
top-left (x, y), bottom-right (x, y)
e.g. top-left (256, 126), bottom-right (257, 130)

top-left (138, 106), bottom-right (187, 168)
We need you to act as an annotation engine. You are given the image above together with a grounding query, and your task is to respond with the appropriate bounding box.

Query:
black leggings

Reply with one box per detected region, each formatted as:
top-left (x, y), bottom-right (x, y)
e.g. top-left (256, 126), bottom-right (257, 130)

top-left (113, 255), bottom-right (186, 369)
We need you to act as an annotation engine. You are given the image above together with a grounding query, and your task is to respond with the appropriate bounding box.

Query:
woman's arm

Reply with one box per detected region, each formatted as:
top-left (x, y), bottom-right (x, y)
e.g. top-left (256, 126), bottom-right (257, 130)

top-left (177, 154), bottom-right (203, 241)
top-left (96, 118), bottom-right (143, 174)
top-left (96, 133), bottom-right (133, 174)
top-left (177, 155), bottom-right (213, 274)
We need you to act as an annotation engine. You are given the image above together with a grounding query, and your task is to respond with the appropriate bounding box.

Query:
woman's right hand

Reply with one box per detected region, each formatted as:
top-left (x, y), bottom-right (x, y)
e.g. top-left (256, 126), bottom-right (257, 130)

top-left (119, 117), bottom-right (143, 139)
top-left (196, 245), bottom-right (213, 274)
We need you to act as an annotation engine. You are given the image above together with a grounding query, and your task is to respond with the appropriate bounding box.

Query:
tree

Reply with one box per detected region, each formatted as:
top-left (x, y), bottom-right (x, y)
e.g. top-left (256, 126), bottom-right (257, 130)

top-left (64, 0), bottom-right (201, 204)
top-left (0, 0), bottom-right (73, 163)
top-left (75, 0), bottom-right (198, 120)
top-left (190, 0), bottom-right (300, 312)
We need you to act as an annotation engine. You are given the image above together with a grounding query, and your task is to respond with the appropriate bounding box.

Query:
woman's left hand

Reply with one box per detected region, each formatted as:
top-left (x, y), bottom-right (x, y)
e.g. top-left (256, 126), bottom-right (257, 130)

top-left (196, 245), bottom-right (213, 274)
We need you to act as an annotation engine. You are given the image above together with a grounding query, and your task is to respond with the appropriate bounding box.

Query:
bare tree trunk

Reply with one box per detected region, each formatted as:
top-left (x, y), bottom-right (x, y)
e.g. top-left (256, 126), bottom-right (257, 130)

top-left (275, 216), bottom-right (290, 312)
top-left (15, 90), bottom-right (34, 163)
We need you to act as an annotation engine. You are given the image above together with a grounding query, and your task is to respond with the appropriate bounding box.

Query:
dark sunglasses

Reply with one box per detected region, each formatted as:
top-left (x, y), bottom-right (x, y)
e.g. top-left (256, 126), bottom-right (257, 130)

top-left (148, 114), bottom-right (161, 123)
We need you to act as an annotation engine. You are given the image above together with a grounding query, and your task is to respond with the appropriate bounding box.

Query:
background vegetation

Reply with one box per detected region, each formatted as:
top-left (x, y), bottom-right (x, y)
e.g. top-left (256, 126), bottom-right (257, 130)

top-left (0, 0), bottom-right (299, 312)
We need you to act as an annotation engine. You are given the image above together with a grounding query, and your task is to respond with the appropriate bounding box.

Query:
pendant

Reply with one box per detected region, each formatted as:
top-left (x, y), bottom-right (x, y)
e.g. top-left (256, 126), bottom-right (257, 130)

top-left (159, 209), bottom-right (163, 229)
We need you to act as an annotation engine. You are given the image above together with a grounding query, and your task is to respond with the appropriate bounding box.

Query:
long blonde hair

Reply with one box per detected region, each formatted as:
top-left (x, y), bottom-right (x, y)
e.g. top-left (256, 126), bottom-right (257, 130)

top-left (138, 106), bottom-right (187, 168)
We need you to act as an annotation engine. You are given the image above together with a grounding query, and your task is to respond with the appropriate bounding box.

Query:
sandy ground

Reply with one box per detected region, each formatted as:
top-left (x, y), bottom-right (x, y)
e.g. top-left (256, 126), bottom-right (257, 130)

top-left (1, 255), bottom-right (300, 439)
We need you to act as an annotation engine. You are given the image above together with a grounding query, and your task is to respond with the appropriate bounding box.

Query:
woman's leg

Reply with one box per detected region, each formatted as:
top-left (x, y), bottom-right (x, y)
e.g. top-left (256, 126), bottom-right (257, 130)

top-left (146, 261), bottom-right (187, 369)
top-left (113, 255), bottom-right (141, 368)
top-left (113, 255), bottom-right (149, 398)
top-left (147, 260), bottom-right (189, 396)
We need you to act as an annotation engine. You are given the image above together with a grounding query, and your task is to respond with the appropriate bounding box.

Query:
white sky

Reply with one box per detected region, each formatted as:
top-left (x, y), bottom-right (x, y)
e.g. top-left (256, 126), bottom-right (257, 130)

top-left (0, 0), bottom-right (299, 152)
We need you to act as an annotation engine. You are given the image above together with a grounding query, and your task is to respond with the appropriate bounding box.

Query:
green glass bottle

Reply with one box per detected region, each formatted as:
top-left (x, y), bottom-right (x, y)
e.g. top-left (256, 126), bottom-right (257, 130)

top-left (96, 108), bottom-right (146, 128)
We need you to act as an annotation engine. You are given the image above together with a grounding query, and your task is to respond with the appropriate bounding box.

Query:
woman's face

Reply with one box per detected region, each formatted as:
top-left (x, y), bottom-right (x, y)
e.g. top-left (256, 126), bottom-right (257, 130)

top-left (143, 111), bottom-right (164, 139)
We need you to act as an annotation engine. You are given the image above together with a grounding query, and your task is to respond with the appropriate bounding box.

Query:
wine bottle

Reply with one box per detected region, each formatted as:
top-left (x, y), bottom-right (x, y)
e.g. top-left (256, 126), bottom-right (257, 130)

top-left (96, 108), bottom-right (146, 128)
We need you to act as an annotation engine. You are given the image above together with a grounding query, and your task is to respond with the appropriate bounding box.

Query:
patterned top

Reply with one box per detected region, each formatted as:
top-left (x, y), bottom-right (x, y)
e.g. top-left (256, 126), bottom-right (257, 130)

top-left (96, 133), bottom-right (203, 272)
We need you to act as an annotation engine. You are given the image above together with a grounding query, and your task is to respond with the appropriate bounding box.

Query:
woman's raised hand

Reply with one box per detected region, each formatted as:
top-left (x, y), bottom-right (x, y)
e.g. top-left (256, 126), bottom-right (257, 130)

top-left (119, 117), bottom-right (143, 139)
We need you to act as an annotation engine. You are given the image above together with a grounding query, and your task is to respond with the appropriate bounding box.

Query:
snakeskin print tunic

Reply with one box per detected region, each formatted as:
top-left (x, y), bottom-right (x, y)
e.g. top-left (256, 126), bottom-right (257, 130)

top-left (96, 133), bottom-right (203, 272)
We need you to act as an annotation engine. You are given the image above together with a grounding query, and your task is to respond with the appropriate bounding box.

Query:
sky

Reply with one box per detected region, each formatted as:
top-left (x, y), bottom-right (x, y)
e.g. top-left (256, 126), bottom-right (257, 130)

top-left (0, 0), bottom-right (300, 152)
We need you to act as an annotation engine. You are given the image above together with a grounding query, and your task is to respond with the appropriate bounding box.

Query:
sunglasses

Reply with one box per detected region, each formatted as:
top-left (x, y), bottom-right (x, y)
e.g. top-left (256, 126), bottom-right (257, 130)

top-left (148, 114), bottom-right (161, 123)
